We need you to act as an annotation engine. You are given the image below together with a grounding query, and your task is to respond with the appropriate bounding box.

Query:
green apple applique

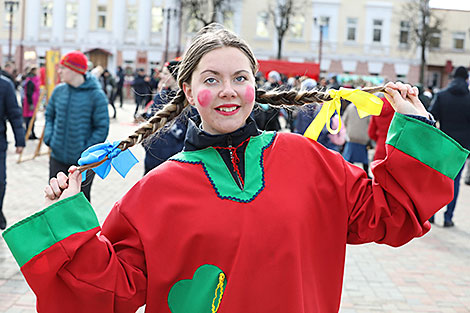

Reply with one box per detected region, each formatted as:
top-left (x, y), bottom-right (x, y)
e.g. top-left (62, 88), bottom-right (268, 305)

top-left (168, 264), bottom-right (226, 313)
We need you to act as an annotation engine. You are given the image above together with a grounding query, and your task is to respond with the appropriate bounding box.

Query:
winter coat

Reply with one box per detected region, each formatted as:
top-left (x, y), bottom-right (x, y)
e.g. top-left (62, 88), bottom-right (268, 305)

top-left (368, 97), bottom-right (394, 161)
top-left (143, 89), bottom-right (185, 173)
top-left (0, 76), bottom-right (25, 150)
top-left (132, 74), bottom-right (151, 95)
top-left (429, 78), bottom-right (470, 150)
top-left (23, 75), bottom-right (40, 118)
top-left (343, 103), bottom-right (370, 145)
top-left (44, 73), bottom-right (109, 164)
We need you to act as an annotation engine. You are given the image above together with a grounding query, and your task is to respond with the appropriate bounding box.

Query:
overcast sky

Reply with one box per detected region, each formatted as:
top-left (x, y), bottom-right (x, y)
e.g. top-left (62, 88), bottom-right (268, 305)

top-left (429, 0), bottom-right (470, 10)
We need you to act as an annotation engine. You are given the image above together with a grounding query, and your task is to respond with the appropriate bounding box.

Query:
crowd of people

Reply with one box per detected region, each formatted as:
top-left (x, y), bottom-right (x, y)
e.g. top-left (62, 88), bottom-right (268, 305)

top-left (0, 48), bottom-right (468, 231)
top-left (0, 23), bottom-right (469, 312)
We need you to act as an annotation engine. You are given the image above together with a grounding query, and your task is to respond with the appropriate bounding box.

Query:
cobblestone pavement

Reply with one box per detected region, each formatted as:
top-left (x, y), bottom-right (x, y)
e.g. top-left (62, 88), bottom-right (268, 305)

top-left (0, 102), bottom-right (469, 312)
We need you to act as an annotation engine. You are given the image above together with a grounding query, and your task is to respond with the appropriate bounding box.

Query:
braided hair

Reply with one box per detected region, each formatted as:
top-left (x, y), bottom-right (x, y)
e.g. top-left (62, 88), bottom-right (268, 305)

top-left (78, 23), bottom-right (384, 172)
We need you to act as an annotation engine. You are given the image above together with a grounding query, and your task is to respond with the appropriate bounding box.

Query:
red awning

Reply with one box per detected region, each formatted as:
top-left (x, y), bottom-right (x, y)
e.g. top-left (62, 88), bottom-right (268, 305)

top-left (257, 59), bottom-right (320, 80)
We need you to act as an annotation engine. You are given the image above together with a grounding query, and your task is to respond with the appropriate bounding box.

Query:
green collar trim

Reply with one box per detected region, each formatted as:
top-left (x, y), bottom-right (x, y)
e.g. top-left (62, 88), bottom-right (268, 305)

top-left (387, 113), bottom-right (469, 179)
top-left (170, 132), bottom-right (276, 203)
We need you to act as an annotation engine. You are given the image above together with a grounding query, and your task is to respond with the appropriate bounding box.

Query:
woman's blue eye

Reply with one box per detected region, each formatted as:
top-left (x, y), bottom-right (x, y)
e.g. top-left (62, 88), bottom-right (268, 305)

top-left (235, 76), bottom-right (247, 82)
top-left (205, 77), bottom-right (217, 84)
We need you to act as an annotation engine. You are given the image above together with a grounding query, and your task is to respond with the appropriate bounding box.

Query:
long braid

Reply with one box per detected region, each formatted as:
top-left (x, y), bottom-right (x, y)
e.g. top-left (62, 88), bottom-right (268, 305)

top-left (77, 89), bottom-right (187, 172)
top-left (256, 86), bottom-right (386, 107)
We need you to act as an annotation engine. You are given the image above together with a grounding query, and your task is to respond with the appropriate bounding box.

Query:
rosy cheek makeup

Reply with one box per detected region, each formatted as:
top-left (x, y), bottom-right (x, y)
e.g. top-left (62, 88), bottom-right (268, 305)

top-left (244, 85), bottom-right (255, 103)
top-left (197, 89), bottom-right (212, 107)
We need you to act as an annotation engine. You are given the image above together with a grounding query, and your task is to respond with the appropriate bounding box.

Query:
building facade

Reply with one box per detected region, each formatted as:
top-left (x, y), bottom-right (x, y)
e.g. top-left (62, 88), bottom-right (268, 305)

top-left (1, 0), bottom-right (469, 87)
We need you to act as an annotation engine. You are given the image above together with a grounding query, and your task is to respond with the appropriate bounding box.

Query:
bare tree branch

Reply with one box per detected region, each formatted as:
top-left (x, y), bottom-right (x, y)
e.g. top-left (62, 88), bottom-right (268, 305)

top-left (182, 0), bottom-right (239, 27)
top-left (268, 0), bottom-right (303, 59)
top-left (400, 0), bottom-right (444, 84)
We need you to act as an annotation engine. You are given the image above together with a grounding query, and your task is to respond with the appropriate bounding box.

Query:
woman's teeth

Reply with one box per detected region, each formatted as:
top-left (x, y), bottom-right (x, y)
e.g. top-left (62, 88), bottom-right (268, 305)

top-left (217, 107), bottom-right (238, 112)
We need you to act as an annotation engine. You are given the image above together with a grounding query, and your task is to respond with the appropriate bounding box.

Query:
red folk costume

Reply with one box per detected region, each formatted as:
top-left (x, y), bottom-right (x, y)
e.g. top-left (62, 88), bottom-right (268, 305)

top-left (3, 113), bottom-right (469, 313)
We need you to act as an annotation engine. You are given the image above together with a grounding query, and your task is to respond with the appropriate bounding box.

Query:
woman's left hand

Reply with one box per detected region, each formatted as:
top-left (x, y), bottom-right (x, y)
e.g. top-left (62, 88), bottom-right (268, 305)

top-left (383, 81), bottom-right (429, 118)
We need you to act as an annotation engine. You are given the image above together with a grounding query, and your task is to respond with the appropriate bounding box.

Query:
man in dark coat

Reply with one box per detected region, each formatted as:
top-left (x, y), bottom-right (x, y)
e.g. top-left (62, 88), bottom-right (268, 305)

top-left (429, 66), bottom-right (470, 227)
top-left (0, 75), bottom-right (25, 229)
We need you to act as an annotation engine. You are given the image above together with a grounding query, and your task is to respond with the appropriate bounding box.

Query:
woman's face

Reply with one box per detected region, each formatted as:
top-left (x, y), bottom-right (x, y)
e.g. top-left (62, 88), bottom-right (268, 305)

top-left (159, 66), bottom-right (177, 89)
top-left (183, 47), bottom-right (256, 135)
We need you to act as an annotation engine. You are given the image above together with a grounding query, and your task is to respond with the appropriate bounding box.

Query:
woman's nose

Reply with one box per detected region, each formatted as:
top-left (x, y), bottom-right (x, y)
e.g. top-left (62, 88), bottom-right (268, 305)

top-left (219, 81), bottom-right (237, 98)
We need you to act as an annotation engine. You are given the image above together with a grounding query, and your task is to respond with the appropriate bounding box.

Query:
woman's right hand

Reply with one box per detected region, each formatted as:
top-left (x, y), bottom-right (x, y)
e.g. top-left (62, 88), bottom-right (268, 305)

top-left (44, 166), bottom-right (82, 207)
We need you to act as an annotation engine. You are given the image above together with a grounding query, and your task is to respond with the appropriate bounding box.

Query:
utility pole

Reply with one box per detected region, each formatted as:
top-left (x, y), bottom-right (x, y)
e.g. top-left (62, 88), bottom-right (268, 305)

top-left (163, 8), bottom-right (172, 63)
top-left (5, 1), bottom-right (19, 62)
top-left (176, 0), bottom-right (183, 58)
top-left (318, 24), bottom-right (323, 75)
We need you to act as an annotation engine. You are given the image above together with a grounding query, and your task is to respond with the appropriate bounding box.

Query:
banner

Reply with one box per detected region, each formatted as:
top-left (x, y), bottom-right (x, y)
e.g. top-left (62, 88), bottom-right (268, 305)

top-left (45, 50), bottom-right (61, 100)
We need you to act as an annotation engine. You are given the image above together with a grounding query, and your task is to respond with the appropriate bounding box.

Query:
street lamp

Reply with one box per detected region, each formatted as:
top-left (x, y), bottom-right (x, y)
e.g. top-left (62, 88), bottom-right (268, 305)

top-left (5, 0), bottom-right (19, 62)
top-left (313, 17), bottom-right (327, 76)
top-left (163, 7), bottom-right (177, 63)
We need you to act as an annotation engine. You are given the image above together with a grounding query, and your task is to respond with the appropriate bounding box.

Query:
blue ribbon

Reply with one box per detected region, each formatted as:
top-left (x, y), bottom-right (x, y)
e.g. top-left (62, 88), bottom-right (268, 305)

top-left (78, 141), bottom-right (139, 181)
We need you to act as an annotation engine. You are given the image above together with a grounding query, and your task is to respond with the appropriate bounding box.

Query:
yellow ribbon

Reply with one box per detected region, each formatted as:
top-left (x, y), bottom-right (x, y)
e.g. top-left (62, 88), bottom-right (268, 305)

top-left (303, 88), bottom-right (384, 140)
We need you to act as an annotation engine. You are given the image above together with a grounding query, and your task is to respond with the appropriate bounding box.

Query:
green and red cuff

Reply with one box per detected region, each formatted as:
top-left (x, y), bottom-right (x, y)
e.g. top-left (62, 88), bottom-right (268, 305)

top-left (387, 113), bottom-right (468, 179)
top-left (2, 193), bottom-right (99, 267)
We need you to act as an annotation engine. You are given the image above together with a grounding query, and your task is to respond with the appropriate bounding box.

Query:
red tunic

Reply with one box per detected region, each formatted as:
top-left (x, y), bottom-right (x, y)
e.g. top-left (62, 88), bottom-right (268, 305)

top-left (3, 113), bottom-right (468, 313)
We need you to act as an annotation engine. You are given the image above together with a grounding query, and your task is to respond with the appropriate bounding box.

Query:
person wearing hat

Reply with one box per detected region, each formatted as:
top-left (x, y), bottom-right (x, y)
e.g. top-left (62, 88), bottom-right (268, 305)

top-left (44, 51), bottom-right (109, 202)
top-left (142, 60), bottom-right (197, 174)
top-left (429, 66), bottom-right (470, 227)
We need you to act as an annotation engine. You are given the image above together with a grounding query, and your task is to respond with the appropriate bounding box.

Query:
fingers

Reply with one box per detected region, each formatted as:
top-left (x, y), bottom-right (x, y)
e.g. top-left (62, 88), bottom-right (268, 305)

top-left (48, 177), bottom-right (63, 198)
top-left (44, 185), bottom-right (56, 200)
top-left (67, 166), bottom-right (82, 191)
top-left (384, 82), bottom-right (417, 100)
top-left (384, 81), bottom-right (429, 117)
top-left (57, 172), bottom-right (69, 190)
top-left (44, 171), bottom-right (69, 200)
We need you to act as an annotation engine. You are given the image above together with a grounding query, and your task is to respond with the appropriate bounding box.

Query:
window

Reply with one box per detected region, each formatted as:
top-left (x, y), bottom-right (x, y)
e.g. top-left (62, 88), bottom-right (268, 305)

top-left (399, 21), bottom-right (410, 45)
top-left (66, 3), bottom-right (78, 29)
top-left (289, 15), bottom-right (305, 39)
top-left (319, 16), bottom-right (330, 40)
top-left (127, 5), bottom-right (137, 30)
top-left (453, 32), bottom-right (465, 50)
top-left (151, 6), bottom-right (163, 32)
top-left (429, 31), bottom-right (441, 49)
top-left (372, 19), bottom-right (382, 42)
top-left (41, 1), bottom-right (53, 28)
top-left (346, 17), bottom-right (357, 42)
top-left (256, 12), bottom-right (269, 38)
top-left (97, 5), bottom-right (107, 29)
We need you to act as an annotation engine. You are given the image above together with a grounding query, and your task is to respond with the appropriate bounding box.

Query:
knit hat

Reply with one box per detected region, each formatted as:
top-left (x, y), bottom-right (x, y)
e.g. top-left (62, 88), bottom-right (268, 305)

top-left (165, 60), bottom-right (180, 80)
top-left (452, 66), bottom-right (469, 80)
top-left (60, 51), bottom-right (88, 74)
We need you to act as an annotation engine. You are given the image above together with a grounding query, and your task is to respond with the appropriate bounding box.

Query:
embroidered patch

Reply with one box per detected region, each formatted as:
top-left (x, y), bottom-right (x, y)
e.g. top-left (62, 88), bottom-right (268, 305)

top-left (168, 264), bottom-right (226, 313)
top-left (170, 132), bottom-right (276, 202)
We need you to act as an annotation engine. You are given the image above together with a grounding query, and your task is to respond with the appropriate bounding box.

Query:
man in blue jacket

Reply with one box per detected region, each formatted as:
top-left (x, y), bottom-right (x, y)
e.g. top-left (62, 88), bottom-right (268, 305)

top-left (429, 66), bottom-right (470, 227)
top-left (44, 51), bottom-right (109, 202)
top-left (0, 75), bottom-right (25, 229)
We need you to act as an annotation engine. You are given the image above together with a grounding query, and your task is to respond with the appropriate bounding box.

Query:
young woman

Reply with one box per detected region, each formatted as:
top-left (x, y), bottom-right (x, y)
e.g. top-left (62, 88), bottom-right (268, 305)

top-left (3, 24), bottom-right (468, 313)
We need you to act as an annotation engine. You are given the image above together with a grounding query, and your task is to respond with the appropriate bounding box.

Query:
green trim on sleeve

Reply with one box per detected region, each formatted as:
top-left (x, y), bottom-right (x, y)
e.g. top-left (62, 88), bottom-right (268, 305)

top-left (2, 193), bottom-right (99, 268)
top-left (386, 113), bottom-right (469, 179)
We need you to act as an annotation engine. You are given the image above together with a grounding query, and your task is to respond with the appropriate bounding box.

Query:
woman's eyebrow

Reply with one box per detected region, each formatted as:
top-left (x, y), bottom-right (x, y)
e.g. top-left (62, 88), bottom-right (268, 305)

top-left (200, 69), bottom-right (220, 75)
top-left (234, 70), bottom-right (250, 75)
top-left (200, 69), bottom-right (251, 76)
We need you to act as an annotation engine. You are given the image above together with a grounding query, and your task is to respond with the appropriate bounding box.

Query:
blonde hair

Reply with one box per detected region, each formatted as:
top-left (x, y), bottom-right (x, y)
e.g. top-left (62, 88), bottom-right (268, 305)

top-left (78, 23), bottom-right (384, 172)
